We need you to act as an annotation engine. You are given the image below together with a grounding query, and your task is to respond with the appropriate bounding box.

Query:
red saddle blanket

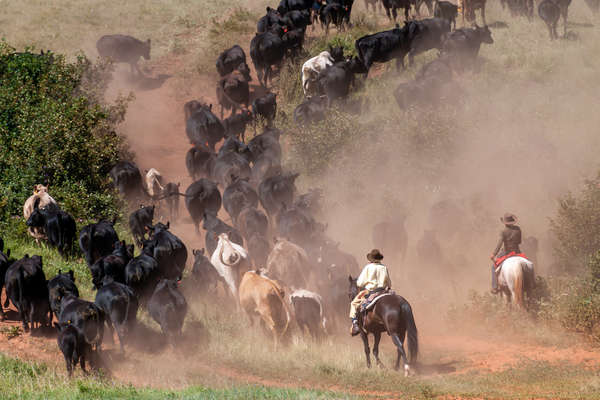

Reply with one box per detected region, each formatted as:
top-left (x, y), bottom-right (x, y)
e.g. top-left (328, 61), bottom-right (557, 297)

top-left (494, 251), bottom-right (529, 267)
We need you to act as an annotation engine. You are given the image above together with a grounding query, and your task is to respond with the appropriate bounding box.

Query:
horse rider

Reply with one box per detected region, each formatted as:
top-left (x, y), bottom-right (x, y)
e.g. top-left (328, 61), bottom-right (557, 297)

top-left (350, 249), bottom-right (391, 336)
top-left (490, 212), bottom-right (522, 294)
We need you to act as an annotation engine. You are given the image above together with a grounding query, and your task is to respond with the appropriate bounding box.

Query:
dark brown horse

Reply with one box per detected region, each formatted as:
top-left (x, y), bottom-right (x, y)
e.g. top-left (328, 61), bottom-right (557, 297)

top-left (349, 277), bottom-right (418, 376)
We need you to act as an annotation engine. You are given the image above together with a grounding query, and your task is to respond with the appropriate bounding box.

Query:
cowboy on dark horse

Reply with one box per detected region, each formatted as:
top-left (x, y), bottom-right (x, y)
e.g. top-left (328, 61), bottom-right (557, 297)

top-left (490, 212), bottom-right (522, 294)
top-left (349, 249), bottom-right (391, 336)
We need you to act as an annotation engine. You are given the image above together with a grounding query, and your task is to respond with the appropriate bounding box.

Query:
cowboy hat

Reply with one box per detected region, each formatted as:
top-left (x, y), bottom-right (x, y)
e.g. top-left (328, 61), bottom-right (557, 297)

top-left (501, 213), bottom-right (518, 225)
top-left (367, 249), bottom-right (384, 262)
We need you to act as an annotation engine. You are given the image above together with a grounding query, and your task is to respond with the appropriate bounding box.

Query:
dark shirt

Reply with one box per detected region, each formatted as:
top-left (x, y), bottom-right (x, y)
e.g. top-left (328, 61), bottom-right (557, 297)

top-left (493, 225), bottom-right (522, 257)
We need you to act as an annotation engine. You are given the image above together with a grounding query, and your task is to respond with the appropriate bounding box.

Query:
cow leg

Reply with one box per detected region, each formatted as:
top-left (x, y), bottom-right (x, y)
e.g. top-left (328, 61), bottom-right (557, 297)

top-left (373, 331), bottom-right (385, 368)
top-left (563, 10), bottom-right (568, 37)
top-left (385, 6), bottom-right (392, 20)
top-left (404, 6), bottom-right (410, 21)
top-left (392, 7), bottom-right (397, 21)
top-left (481, 5), bottom-right (486, 26)
top-left (360, 331), bottom-right (372, 368)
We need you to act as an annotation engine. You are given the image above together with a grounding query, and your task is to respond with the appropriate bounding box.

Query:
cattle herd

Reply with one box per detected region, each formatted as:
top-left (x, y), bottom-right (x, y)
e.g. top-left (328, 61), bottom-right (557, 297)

top-left (0, 0), bottom-right (590, 377)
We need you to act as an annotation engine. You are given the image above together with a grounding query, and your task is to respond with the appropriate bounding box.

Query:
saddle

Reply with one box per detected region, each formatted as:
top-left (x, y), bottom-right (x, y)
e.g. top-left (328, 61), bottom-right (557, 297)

top-left (494, 251), bottom-right (529, 272)
top-left (359, 287), bottom-right (395, 314)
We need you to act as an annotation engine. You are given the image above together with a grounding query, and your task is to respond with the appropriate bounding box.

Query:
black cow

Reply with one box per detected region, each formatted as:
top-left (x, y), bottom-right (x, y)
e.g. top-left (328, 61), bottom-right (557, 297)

top-left (211, 152), bottom-right (252, 189)
top-left (237, 206), bottom-right (270, 240)
top-left (406, 18), bottom-right (451, 65)
top-left (381, 0), bottom-right (411, 22)
top-left (441, 24), bottom-right (493, 71)
top-left (250, 30), bottom-right (286, 87)
top-left (185, 146), bottom-right (216, 181)
top-left (48, 269), bottom-right (79, 319)
top-left (184, 100), bottom-right (225, 151)
top-left (0, 248), bottom-right (14, 320)
top-left (218, 135), bottom-right (252, 162)
top-left (278, 0), bottom-right (313, 13)
top-left (26, 199), bottom-right (76, 258)
top-left (96, 34), bottom-right (151, 76)
top-left (295, 188), bottom-right (323, 218)
top-left (148, 279), bottom-right (188, 343)
top-left (247, 127), bottom-right (283, 164)
top-left (277, 203), bottom-right (323, 248)
top-left (95, 281), bottom-right (138, 353)
top-left (252, 92), bottom-right (278, 128)
top-left (89, 240), bottom-right (134, 289)
top-left (291, 292), bottom-right (326, 340)
top-left (223, 110), bottom-right (253, 142)
top-left (58, 295), bottom-right (105, 361)
top-left (294, 95), bottom-right (327, 125)
top-left (355, 24), bottom-right (411, 75)
top-left (283, 27), bottom-right (307, 59)
top-left (129, 205), bottom-right (155, 248)
top-left (251, 153), bottom-right (282, 186)
top-left (185, 179), bottom-right (222, 234)
top-left (145, 222), bottom-right (188, 281)
top-left (79, 220), bottom-right (119, 267)
top-left (223, 177), bottom-right (259, 223)
top-left (203, 211), bottom-right (245, 255)
top-left (4, 255), bottom-right (50, 331)
top-left (282, 9), bottom-right (312, 30)
top-left (434, 1), bottom-right (458, 30)
top-left (258, 172), bottom-right (300, 217)
top-left (257, 7), bottom-right (284, 33)
top-left (317, 60), bottom-right (355, 107)
top-left (125, 246), bottom-right (160, 302)
top-left (247, 233), bottom-right (272, 268)
top-left (539, 0), bottom-right (570, 39)
top-left (319, 3), bottom-right (346, 34)
top-left (109, 161), bottom-right (146, 201)
top-left (216, 44), bottom-right (252, 81)
top-left (56, 323), bottom-right (88, 377)
top-left (191, 249), bottom-right (223, 293)
top-left (216, 70), bottom-right (250, 119)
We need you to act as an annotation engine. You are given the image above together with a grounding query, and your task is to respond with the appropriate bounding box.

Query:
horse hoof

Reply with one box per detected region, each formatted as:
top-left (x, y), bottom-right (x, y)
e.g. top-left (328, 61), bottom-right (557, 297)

top-left (404, 365), bottom-right (410, 377)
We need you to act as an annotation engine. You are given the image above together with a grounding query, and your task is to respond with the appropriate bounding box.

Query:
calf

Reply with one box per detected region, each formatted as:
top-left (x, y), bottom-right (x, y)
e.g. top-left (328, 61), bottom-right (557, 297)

top-left (294, 95), bottom-right (327, 125)
top-left (203, 211), bottom-right (245, 255)
top-left (26, 199), bottom-right (76, 258)
top-left (95, 281), bottom-right (138, 353)
top-left (145, 223), bottom-right (188, 281)
top-left (223, 110), bottom-right (253, 142)
top-left (89, 240), bottom-right (134, 289)
top-left (163, 182), bottom-right (181, 221)
top-left (125, 246), bottom-right (159, 302)
top-left (252, 93), bottom-right (278, 128)
top-left (56, 324), bottom-right (88, 377)
top-left (250, 30), bottom-right (286, 87)
top-left (355, 23), bottom-right (411, 75)
top-left (258, 172), bottom-right (299, 217)
top-left (216, 44), bottom-right (252, 81)
top-left (96, 34), bottom-right (151, 76)
top-left (48, 270), bottom-right (79, 320)
top-left (290, 289), bottom-right (327, 340)
top-left (128, 205), bottom-right (155, 248)
top-left (223, 177), bottom-right (259, 223)
top-left (301, 49), bottom-right (337, 96)
top-left (79, 220), bottom-right (119, 266)
top-left (5, 255), bottom-right (51, 331)
top-left (216, 70), bottom-right (250, 118)
top-left (186, 146), bottom-right (216, 181)
top-left (191, 249), bottom-right (224, 293)
top-left (184, 101), bottom-right (225, 151)
top-left (23, 184), bottom-right (58, 243)
top-left (184, 179), bottom-right (222, 234)
top-left (434, 0), bottom-right (458, 30)
top-left (148, 279), bottom-right (188, 344)
top-left (109, 161), bottom-right (146, 202)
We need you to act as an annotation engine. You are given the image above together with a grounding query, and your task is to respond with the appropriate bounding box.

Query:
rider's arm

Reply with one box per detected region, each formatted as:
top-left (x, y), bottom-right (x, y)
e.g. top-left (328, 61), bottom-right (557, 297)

top-left (383, 267), bottom-right (391, 289)
top-left (356, 266), bottom-right (369, 289)
top-left (492, 231), bottom-right (504, 258)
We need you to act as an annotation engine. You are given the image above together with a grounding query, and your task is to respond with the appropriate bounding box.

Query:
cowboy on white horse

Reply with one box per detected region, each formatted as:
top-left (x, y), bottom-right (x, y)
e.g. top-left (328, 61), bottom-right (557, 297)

top-left (490, 212), bottom-right (522, 294)
top-left (349, 249), bottom-right (391, 336)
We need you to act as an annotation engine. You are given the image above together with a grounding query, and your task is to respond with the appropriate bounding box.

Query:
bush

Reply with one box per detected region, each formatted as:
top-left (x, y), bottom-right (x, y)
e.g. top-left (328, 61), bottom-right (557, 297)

top-left (0, 41), bottom-right (131, 222)
top-left (549, 173), bottom-right (600, 273)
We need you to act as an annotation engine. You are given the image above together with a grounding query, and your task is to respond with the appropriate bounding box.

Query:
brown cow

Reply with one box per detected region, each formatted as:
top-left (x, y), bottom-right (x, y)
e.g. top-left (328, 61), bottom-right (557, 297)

top-left (239, 271), bottom-right (291, 349)
top-left (23, 185), bottom-right (58, 243)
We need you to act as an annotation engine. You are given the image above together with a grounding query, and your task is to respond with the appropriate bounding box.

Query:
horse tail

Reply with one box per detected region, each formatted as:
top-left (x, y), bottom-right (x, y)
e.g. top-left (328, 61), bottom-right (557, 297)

top-left (514, 266), bottom-right (524, 309)
top-left (401, 301), bottom-right (419, 364)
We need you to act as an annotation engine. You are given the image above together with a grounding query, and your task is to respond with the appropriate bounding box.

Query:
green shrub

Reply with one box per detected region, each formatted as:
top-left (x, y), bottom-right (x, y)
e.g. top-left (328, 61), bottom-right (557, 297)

top-left (0, 41), bottom-right (130, 222)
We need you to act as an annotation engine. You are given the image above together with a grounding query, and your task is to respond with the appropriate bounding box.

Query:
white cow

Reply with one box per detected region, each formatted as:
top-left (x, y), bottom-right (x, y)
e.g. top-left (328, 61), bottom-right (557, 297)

top-left (145, 168), bottom-right (164, 198)
top-left (23, 184), bottom-right (58, 242)
top-left (210, 233), bottom-right (249, 299)
top-left (301, 51), bottom-right (335, 96)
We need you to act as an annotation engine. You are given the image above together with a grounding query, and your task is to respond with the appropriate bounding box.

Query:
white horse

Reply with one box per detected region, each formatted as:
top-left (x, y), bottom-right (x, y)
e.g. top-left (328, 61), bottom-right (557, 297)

top-left (497, 256), bottom-right (535, 309)
top-left (210, 233), bottom-right (249, 299)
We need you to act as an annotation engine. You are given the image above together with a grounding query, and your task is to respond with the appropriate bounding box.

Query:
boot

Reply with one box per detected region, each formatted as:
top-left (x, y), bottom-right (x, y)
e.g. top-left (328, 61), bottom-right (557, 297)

top-left (350, 319), bottom-right (360, 336)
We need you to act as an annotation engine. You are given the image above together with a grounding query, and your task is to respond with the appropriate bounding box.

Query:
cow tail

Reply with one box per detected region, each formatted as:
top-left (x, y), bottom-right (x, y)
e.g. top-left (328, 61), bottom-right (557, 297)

top-left (401, 300), bottom-right (419, 364)
top-left (279, 290), bottom-right (291, 340)
top-left (87, 224), bottom-right (95, 265)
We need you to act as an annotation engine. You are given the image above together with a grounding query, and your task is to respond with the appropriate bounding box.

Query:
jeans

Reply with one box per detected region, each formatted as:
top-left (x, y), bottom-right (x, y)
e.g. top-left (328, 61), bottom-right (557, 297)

top-left (491, 264), bottom-right (498, 290)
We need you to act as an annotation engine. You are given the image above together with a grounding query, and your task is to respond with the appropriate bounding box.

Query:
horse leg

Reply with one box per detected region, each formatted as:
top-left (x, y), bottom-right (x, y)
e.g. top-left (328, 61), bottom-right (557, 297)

top-left (373, 331), bottom-right (384, 368)
top-left (391, 333), bottom-right (411, 376)
top-left (359, 331), bottom-right (372, 368)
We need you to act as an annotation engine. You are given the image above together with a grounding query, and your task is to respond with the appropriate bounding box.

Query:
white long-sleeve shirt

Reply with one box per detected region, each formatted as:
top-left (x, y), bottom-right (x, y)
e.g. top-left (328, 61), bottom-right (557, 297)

top-left (357, 263), bottom-right (391, 291)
